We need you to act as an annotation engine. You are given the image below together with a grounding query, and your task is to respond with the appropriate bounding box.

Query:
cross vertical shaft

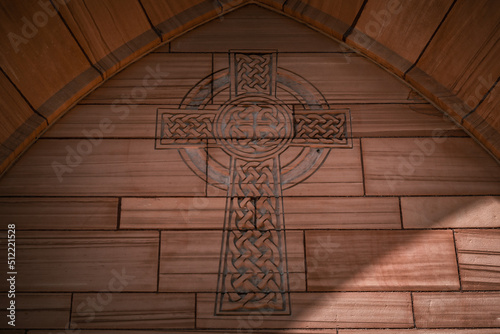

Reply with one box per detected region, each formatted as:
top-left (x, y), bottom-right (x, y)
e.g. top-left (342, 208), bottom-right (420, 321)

top-left (155, 50), bottom-right (352, 316)
top-left (216, 156), bottom-right (290, 314)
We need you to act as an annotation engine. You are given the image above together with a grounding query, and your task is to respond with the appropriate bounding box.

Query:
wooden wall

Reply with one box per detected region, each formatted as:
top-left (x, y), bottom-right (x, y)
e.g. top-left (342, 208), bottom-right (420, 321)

top-left (0, 0), bottom-right (499, 174)
top-left (0, 4), bottom-right (499, 331)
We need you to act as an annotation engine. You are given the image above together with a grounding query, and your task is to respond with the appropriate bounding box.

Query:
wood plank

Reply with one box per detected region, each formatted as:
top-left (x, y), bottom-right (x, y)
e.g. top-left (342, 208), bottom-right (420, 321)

top-left (141, 0), bottom-right (219, 41)
top-left (463, 82), bottom-right (500, 159)
top-left (0, 231), bottom-right (158, 292)
top-left (160, 273), bottom-right (306, 293)
top-left (0, 0), bottom-right (101, 120)
top-left (413, 292), bottom-right (500, 328)
top-left (347, 0), bottom-right (453, 76)
top-left (254, 0), bottom-right (287, 10)
top-left (283, 197), bottom-right (401, 229)
top-left (455, 230), bottom-right (500, 290)
top-left (0, 70), bottom-right (46, 173)
top-left (159, 230), bottom-right (305, 292)
top-left (28, 330), bottom-right (338, 334)
top-left (0, 71), bottom-right (44, 144)
top-left (305, 230), bottom-right (459, 291)
top-left (363, 138), bottom-right (500, 196)
top-left (410, 1), bottom-right (500, 112)
top-left (212, 52), bottom-right (416, 104)
top-left (42, 103), bottom-right (466, 143)
top-left (170, 5), bottom-right (341, 52)
top-left (206, 141), bottom-right (363, 197)
top-left (0, 139), bottom-right (206, 196)
top-left (0, 293), bottom-right (70, 330)
top-left (80, 53), bottom-right (211, 105)
top-left (340, 330), bottom-right (500, 334)
top-left (348, 103), bottom-right (465, 137)
top-left (43, 104), bottom-right (159, 139)
top-left (281, 140), bottom-right (363, 197)
top-left (197, 292), bottom-right (413, 328)
top-left (283, 0), bottom-right (364, 40)
top-left (57, 0), bottom-right (160, 76)
top-left (274, 54), bottom-right (415, 104)
top-left (71, 293), bottom-right (195, 329)
top-left (0, 197), bottom-right (118, 229)
top-left (402, 196), bottom-right (500, 229)
top-left (121, 197), bottom-right (225, 229)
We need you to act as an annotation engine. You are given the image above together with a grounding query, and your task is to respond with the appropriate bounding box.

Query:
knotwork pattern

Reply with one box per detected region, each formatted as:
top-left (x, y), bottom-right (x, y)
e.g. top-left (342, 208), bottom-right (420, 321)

top-left (161, 113), bottom-right (214, 139)
top-left (233, 160), bottom-right (276, 197)
top-left (155, 51), bottom-right (352, 315)
top-left (215, 99), bottom-right (293, 160)
top-left (219, 158), bottom-right (287, 313)
top-left (294, 112), bottom-right (348, 144)
top-left (236, 54), bottom-right (272, 95)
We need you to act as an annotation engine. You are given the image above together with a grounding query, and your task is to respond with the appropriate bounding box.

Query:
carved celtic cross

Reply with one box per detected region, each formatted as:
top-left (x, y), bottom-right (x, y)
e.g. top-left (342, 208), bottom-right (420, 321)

top-left (156, 51), bottom-right (351, 315)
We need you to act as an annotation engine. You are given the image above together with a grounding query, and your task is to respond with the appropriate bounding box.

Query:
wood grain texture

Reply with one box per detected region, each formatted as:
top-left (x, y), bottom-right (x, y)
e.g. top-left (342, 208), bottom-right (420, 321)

top-left (212, 52), bottom-right (417, 105)
top-left (402, 196), bottom-right (500, 229)
top-left (463, 83), bottom-right (500, 159)
top-left (206, 141), bottom-right (364, 197)
top-left (42, 104), bottom-right (159, 139)
top-left (0, 293), bottom-right (70, 329)
top-left (0, 197), bottom-right (118, 229)
top-left (0, 71), bottom-right (44, 144)
top-left (455, 230), bottom-right (500, 290)
top-left (71, 293), bottom-right (195, 329)
top-left (141, 0), bottom-right (219, 40)
top-left (340, 330), bottom-right (500, 334)
top-left (28, 330), bottom-right (339, 334)
top-left (281, 140), bottom-right (363, 197)
top-left (0, 231), bottom-right (158, 292)
top-left (0, 70), bottom-right (47, 173)
top-left (169, 4), bottom-right (341, 52)
top-left (283, 0), bottom-right (364, 40)
top-left (121, 197), bottom-right (225, 229)
top-left (348, 103), bottom-right (465, 137)
top-left (283, 197), bottom-right (401, 229)
top-left (159, 230), bottom-right (305, 292)
top-left (197, 292), bottom-right (413, 328)
top-left (347, 0), bottom-right (453, 76)
top-left (410, 1), bottom-right (500, 111)
top-left (276, 53), bottom-right (415, 104)
top-left (413, 292), bottom-right (500, 328)
top-left (57, 0), bottom-right (159, 77)
top-left (81, 53), bottom-right (210, 105)
top-left (0, 139), bottom-right (206, 196)
top-left (0, 0), bottom-right (101, 119)
top-left (305, 230), bottom-right (459, 291)
top-left (363, 138), bottom-right (500, 196)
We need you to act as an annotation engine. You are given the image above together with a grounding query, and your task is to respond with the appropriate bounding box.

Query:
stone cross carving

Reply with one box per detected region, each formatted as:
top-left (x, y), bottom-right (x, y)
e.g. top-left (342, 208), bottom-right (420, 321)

top-left (156, 51), bottom-right (351, 315)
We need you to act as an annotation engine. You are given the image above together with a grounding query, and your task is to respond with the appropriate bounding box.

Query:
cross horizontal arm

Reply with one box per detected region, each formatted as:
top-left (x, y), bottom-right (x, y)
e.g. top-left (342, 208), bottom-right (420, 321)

top-left (155, 108), bottom-right (352, 149)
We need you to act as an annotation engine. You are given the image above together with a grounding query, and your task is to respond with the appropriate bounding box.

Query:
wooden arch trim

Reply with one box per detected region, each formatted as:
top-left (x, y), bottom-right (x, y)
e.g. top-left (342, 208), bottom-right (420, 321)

top-left (0, 0), bottom-right (498, 175)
